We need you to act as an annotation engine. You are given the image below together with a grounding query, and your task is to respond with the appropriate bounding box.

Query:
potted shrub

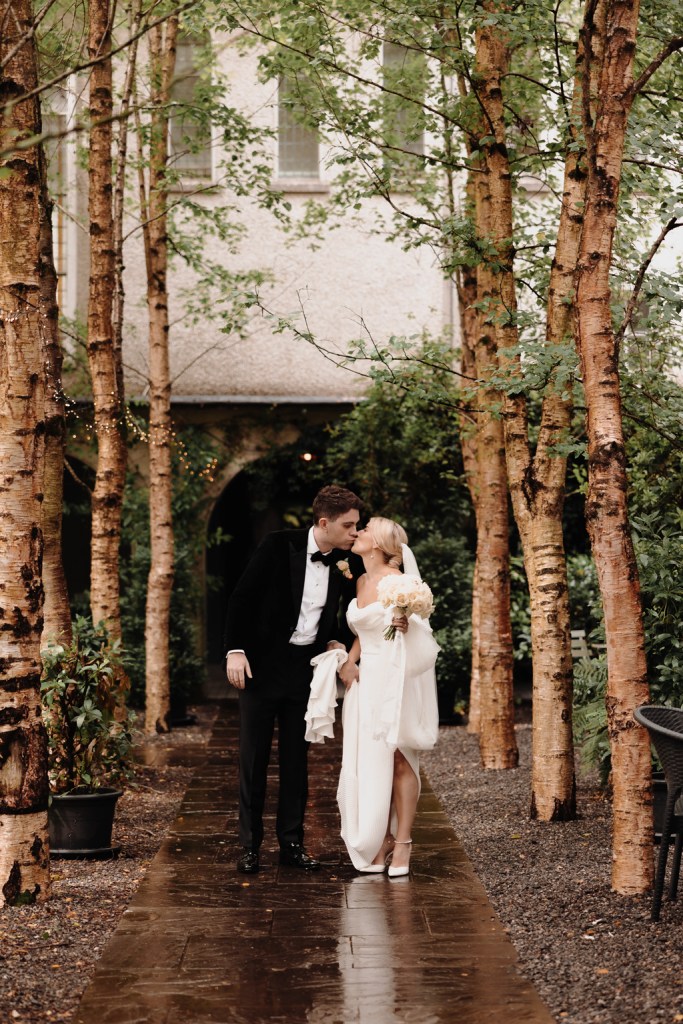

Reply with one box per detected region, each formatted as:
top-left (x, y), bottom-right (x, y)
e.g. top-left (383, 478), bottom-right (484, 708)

top-left (41, 617), bottom-right (134, 858)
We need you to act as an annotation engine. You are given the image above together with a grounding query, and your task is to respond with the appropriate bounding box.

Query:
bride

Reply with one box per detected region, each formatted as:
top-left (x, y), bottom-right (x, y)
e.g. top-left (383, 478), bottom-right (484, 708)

top-left (337, 517), bottom-right (439, 877)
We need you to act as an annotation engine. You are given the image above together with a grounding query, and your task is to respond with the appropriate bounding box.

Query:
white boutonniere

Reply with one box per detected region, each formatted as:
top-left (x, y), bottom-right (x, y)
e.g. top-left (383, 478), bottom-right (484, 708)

top-left (336, 559), bottom-right (353, 580)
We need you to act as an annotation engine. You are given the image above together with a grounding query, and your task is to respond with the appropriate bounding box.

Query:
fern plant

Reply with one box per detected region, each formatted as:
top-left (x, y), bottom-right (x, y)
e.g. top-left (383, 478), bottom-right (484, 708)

top-left (573, 656), bottom-right (610, 785)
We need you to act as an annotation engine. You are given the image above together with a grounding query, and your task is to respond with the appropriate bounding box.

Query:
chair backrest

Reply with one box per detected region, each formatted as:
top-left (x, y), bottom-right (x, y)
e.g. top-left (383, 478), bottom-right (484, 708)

top-left (570, 629), bottom-right (591, 660)
top-left (634, 706), bottom-right (683, 785)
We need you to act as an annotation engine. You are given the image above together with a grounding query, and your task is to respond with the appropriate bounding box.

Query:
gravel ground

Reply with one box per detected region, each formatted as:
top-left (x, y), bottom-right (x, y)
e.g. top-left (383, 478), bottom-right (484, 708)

top-left (0, 707), bottom-right (214, 1024)
top-left (423, 723), bottom-right (683, 1024)
top-left (4, 708), bottom-right (681, 1024)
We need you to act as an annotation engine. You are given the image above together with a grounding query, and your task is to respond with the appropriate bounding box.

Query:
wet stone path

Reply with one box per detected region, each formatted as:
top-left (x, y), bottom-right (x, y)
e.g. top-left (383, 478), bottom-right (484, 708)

top-left (75, 701), bottom-right (556, 1024)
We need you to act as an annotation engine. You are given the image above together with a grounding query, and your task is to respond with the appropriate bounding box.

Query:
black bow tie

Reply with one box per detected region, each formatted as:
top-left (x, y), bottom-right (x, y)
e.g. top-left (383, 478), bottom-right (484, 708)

top-left (310, 550), bottom-right (334, 567)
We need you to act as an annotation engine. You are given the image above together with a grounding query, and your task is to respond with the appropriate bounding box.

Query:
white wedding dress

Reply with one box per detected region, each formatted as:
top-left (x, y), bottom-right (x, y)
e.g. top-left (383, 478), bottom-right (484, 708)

top-left (337, 598), bottom-right (439, 871)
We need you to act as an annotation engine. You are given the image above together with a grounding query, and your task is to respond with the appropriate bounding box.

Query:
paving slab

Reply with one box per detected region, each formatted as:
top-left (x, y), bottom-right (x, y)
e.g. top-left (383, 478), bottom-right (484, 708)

top-left (75, 701), bottom-right (556, 1024)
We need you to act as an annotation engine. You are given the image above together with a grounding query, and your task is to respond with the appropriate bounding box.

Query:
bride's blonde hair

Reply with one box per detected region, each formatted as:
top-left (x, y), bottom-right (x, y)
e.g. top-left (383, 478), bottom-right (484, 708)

top-left (368, 517), bottom-right (408, 570)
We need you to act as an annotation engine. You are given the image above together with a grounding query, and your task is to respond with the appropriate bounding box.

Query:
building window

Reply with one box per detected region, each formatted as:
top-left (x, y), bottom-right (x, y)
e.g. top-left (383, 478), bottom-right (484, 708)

top-left (278, 75), bottom-right (319, 179)
top-left (382, 42), bottom-right (425, 164)
top-left (170, 34), bottom-right (212, 179)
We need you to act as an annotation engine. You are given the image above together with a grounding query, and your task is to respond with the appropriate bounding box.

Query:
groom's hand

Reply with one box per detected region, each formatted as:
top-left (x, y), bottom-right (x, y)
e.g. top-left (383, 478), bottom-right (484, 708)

top-left (226, 652), bottom-right (252, 690)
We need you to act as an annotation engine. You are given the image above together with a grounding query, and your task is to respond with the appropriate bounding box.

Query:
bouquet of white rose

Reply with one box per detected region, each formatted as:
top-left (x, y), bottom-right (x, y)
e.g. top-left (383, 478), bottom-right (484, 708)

top-left (377, 574), bottom-right (434, 641)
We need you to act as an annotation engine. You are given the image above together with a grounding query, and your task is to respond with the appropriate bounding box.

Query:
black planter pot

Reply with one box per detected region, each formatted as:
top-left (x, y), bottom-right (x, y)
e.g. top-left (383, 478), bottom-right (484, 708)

top-left (49, 788), bottom-right (122, 859)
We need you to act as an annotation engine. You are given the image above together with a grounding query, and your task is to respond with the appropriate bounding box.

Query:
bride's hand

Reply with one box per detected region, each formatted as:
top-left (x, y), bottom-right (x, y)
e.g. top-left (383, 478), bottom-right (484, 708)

top-left (338, 660), bottom-right (360, 689)
top-left (392, 614), bottom-right (409, 634)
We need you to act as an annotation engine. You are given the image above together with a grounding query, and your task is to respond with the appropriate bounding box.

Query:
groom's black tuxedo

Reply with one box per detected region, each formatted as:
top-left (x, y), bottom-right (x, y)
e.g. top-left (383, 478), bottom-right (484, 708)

top-left (224, 528), bottom-right (362, 852)
top-left (224, 528), bottom-right (358, 673)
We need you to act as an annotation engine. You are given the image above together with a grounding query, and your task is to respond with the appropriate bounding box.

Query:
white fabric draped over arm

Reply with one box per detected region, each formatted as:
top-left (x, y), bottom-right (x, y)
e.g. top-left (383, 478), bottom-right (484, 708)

top-left (372, 615), bottom-right (439, 751)
top-left (305, 648), bottom-right (348, 743)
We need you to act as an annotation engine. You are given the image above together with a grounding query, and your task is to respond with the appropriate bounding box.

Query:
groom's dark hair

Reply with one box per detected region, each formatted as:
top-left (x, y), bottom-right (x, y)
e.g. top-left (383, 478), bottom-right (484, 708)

top-left (312, 485), bottom-right (362, 523)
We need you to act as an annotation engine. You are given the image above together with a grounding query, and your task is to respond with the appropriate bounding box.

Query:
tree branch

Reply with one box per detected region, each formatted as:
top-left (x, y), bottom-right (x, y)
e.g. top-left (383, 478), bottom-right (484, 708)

top-left (631, 36), bottom-right (683, 98)
top-left (0, 0), bottom-right (198, 118)
top-left (64, 457), bottom-right (94, 496)
top-left (615, 217), bottom-right (682, 345)
top-left (0, 0), bottom-right (62, 71)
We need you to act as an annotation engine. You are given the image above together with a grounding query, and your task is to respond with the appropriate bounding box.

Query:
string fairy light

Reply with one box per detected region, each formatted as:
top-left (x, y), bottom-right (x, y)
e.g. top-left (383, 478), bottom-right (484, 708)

top-left (2, 294), bottom-right (221, 487)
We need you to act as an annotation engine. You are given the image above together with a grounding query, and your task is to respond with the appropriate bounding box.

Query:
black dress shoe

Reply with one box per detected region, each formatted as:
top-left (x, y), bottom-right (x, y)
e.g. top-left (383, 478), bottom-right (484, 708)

top-left (237, 849), bottom-right (260, 874)
top-left (278, 843), bottom-right (320, 870)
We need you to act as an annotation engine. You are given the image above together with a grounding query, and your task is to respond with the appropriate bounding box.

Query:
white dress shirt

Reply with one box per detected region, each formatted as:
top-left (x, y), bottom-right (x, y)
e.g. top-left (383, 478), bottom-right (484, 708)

top-left (289, 527), bottom-right (331, 646)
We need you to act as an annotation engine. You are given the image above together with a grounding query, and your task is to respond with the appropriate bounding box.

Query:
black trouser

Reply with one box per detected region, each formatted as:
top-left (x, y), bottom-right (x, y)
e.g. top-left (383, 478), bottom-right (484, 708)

top-left (237, 643), bottom-right (317, 850)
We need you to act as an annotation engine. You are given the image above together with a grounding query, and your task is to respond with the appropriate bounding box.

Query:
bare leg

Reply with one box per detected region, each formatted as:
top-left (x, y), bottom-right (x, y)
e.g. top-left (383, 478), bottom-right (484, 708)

top-left (370, 814), bottom-right (395, 866)
top-left (391, 750), bottom-right (419, 870)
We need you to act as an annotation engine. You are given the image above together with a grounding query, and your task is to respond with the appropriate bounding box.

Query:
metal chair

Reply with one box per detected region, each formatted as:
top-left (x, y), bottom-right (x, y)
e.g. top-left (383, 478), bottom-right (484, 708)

top-left (633, 705), bottom-right (683, 921)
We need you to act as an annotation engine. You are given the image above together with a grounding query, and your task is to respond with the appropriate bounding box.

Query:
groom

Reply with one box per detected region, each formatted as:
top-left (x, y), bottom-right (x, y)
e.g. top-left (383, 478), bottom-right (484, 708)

top-left (224, 484), bottom-right (363, 874)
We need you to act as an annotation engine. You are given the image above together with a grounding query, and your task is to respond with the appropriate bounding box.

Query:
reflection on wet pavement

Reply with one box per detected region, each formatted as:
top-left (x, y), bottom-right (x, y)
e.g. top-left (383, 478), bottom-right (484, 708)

top-left (75, 701), bottom-right (555, 1024)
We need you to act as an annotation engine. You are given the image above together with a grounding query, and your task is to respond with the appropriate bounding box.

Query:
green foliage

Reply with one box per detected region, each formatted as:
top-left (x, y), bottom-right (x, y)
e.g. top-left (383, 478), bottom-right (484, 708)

top-left (324, 358), bottom-right (474, 718)
top-left (120, 423), bottom-right (221, 708)
top-left (623, 312), bottom-right (683, 705)
top-left (633, 513), bottom-right (683, 707)
top-left (567, 553), bottom-right (603, 641)
top-left (571, 336), bottom-right (683, 776)
top-left (411, 531), bottom-right (473, 716)
top-left (509, 554), bottom-right (531, 661)
top-left (572, 656), bottom-right (610, 785)
top-left (41, 618), bottom-right (134, 794)
top-left (325, 346), bottom-right (466, 521)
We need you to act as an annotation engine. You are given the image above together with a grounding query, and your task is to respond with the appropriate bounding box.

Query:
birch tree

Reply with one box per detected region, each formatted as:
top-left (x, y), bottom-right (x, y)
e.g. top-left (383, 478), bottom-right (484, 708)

top-left (137, 16), bottom-right (179, 733)
top-left (87, 0), bottom-right (128, 637)
top-left (0, 0), bottom-right (51, 906)
top-left (574, 0), bottom-right (682, 894)
top-left (40, 153), bottom-right (71, 645)
top-left (469, 13), bottom-right (518, 770)
top-left (470, 1), bottom-right (580, 806)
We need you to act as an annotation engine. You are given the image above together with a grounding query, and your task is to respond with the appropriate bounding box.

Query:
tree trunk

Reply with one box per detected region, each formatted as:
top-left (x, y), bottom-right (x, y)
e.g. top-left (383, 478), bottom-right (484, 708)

top-left (0, 0), bottom-right (51, 905)
top-left (574, 0), bottom-right (652, 895)
top-left (471, 14), bottom-right (517, 771)
top-left (525, 0), bottom-right (606, 820)
top-left (40, 154), bottom-right (71, 646)
top-left (142, 20), bottom-right (178, 734)
top-left (87, 0), bottom-right (127, 637)
top-left (472, 326), bottom-right (517, 769)
top-left (112, 0), bottom-right (142, 394)
top-left (467, 554), bottom-right (482, 735)
top-left (456, 258), bottom-right (482, 737)
top-left (473, 3), bottom-right (579, 810)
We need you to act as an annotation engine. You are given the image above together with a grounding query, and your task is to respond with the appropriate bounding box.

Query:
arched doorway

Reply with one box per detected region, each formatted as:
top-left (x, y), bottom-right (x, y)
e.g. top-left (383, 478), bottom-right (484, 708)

top-left (204, 429), bottom-right (329, 667)
top-left (205, 469), bottom-right (281, 664)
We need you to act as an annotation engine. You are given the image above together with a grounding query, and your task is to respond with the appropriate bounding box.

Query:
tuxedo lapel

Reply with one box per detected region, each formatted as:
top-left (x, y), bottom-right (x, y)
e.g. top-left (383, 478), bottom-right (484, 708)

top-left (289, 534), bottom-right (308, 614)
top-left (316, 553), bottom-right (344, 641)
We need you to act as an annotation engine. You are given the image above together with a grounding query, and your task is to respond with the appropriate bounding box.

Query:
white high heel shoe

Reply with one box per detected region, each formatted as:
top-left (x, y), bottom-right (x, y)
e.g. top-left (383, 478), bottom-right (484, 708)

top-left (387, 839), bottom-right (412, 878)
top-left (358, 835), bottom-right (395, 874)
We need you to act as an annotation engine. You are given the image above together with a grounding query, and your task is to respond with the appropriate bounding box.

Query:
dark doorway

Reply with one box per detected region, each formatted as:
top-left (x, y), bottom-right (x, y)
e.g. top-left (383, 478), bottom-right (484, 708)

top-left (62, 457), bottom-right (95, 612)
top-left (205, 470), bottom-right (282, 664)
top-left (204, 427), bottom-right (330, 665)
